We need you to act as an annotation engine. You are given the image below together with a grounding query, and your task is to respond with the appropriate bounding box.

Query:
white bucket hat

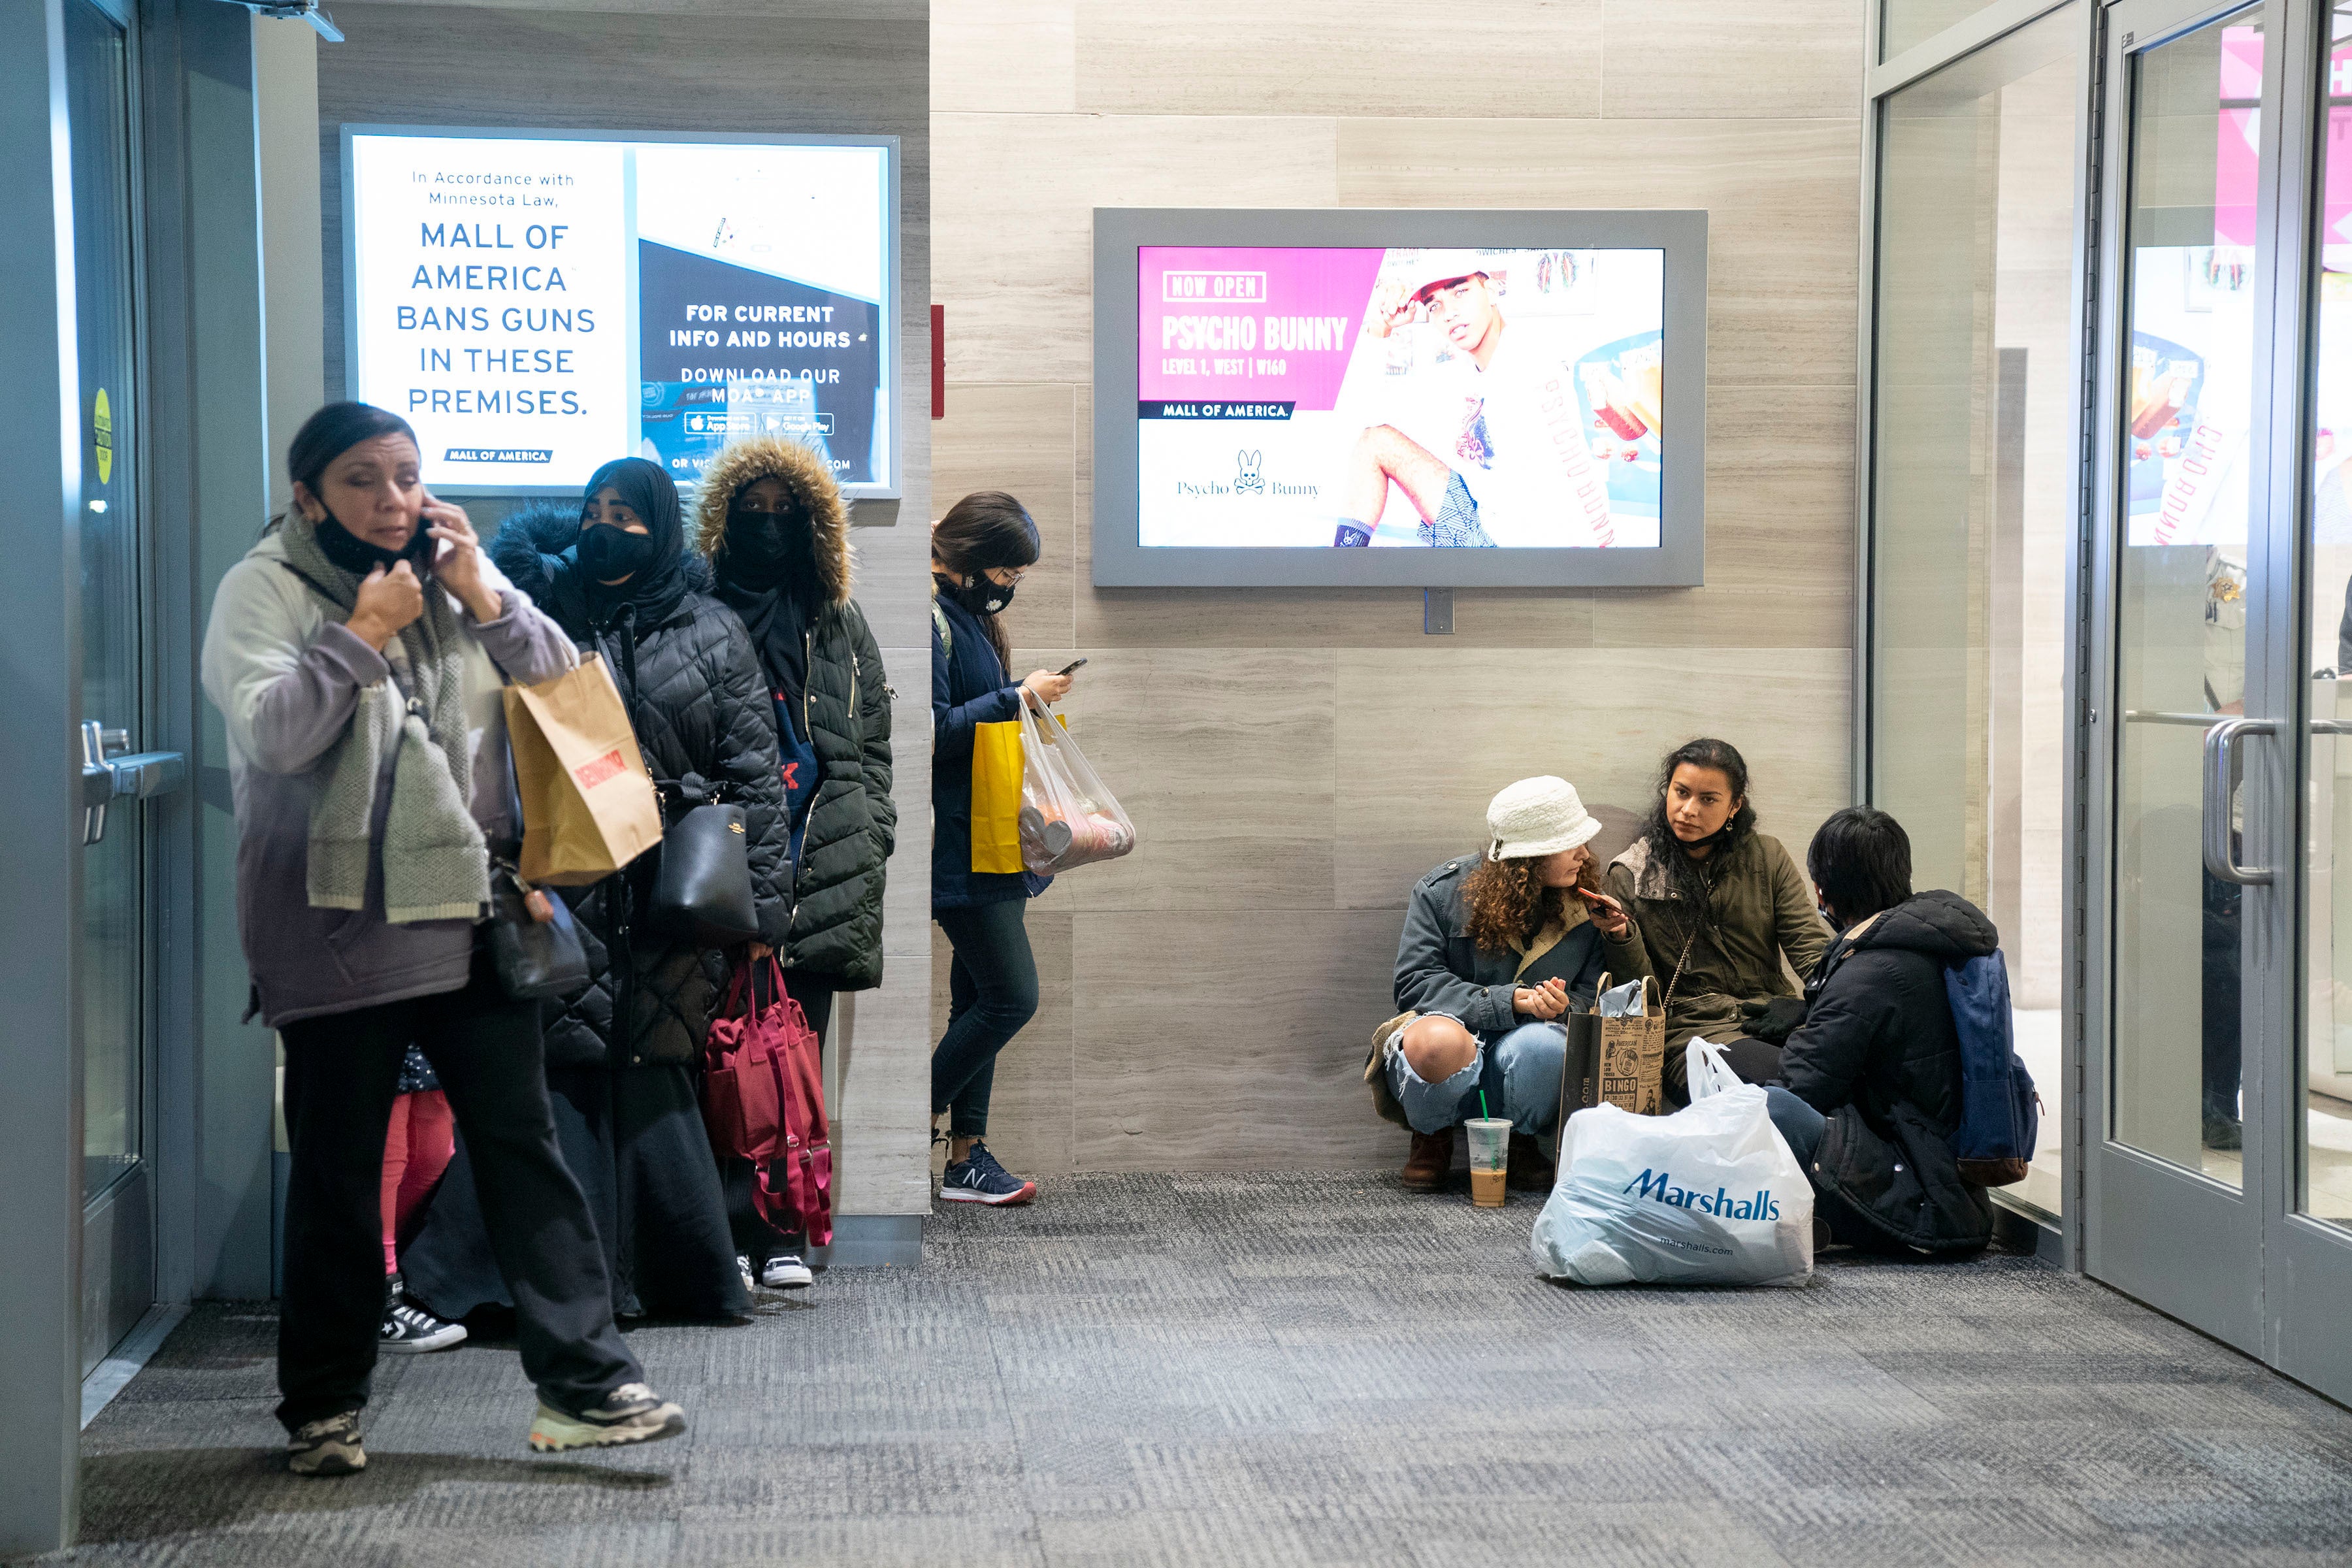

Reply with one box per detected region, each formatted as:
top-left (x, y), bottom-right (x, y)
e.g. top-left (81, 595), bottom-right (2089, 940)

top-left (1485, 776), bottom-right (1602, 862)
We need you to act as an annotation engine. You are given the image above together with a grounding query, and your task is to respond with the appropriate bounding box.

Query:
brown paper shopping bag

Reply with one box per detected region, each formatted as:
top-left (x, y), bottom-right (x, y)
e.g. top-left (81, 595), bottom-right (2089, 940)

top-left (503, 653), bottom-right (662, 886)
top-left (1593, 972), bottom-right (1667, 1116)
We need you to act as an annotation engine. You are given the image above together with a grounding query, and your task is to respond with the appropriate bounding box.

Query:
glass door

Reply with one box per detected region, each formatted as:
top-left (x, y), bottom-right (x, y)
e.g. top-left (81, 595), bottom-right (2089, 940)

top-left (2091, 0), bottom-right (2352, 1401)
top-left (2090, 0), bottom-right (2282, 1351)
top-left (2278, 0), bottom-right (2352, 1399)
top-left (67, 0), bottom-right (158, 1376)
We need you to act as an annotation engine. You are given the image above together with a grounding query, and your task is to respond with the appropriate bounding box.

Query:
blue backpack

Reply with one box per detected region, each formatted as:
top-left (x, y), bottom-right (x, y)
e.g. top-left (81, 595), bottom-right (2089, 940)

top-left (1942, 949), bottom-right (2041, 1186)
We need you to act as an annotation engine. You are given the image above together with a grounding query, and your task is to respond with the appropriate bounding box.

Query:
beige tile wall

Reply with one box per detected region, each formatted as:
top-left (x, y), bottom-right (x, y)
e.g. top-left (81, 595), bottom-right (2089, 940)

top-left (931, 0), bottom-right (1867, 1175)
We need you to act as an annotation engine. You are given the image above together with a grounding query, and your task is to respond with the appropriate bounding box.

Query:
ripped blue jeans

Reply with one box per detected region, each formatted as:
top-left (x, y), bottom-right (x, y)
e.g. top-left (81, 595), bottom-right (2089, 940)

top-left (1385, 1021), bottom-right (1565, 1137)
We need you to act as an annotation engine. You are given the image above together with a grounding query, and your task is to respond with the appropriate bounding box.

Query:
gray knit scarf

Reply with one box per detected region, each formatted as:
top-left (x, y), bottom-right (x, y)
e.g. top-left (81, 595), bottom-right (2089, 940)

top-left (278, 515), bottom-right (491, 924)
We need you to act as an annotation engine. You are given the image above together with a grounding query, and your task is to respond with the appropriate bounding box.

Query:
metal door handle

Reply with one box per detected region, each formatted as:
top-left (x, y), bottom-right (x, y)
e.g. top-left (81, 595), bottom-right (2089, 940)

top-left (79, 719), bottom-right (186, 845)
top-left (2202, 716), bottom-right (2274, 885)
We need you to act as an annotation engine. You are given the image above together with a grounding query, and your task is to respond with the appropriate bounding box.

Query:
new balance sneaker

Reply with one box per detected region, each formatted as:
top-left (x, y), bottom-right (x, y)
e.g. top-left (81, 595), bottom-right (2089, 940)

top-left (939, 1141), bottom-right (1037, 1206)
top-left (760, 1253), bottom-right (813, 1290)
top-left (527, 1382), bottom-right (687, 1452)
top-left (380, 1275), bottom-right (466, 1354)
top-left (287, 1411), bottom-right (367, 1477)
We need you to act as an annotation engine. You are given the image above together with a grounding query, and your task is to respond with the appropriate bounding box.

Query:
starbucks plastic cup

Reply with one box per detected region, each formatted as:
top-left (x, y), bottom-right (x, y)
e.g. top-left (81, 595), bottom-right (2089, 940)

top-left (1464, 1117), bottom-right (1511, 1208)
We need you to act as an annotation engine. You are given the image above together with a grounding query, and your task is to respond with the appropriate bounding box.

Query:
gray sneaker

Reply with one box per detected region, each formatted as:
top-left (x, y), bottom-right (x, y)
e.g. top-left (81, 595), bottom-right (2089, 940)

top-left (287, 1411), bottom-right (367, 1477)
top-left (528, 1382), bottom-right (686, 1453)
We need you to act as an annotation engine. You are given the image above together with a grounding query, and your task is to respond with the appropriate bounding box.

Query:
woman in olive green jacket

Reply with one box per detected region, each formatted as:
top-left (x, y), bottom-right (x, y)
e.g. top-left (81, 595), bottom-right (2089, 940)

top-left (1605, 738), bottom-right (1833, 1100)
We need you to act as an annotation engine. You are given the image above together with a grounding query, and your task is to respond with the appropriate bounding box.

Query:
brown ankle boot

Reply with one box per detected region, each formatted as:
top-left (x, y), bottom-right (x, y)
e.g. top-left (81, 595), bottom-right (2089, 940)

top-left (1400, 1128), bottom-right (1455, 1191)
top-left (1507, 1132), bottom-right (1555, 1192)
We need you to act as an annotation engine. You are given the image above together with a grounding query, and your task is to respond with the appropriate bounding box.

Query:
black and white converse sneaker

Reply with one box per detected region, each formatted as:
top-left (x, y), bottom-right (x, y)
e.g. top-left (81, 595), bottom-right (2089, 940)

top-left (760, 1252), bottom-right (813, 1289)
top-left (528, 1382), bottom-right (687, 1452)
top-left (287, 1410), bottom-right (367, 1477)
top-left (380, 1275), bottom-right (466, 1354)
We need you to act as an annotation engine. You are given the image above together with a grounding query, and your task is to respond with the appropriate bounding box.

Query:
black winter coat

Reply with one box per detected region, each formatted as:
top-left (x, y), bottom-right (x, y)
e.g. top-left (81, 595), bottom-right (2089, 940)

top-left (1780, 889), bottom-right (1999, 1254)
top-left (493, 504), bottom-right (792, 1068)
top-left (692, 438), bottom-right (896, 989)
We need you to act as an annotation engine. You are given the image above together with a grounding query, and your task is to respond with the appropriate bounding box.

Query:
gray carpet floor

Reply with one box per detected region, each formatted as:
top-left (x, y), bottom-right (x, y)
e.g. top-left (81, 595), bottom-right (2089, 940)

top-left (43, 1171), bottom-right (2352, 1567)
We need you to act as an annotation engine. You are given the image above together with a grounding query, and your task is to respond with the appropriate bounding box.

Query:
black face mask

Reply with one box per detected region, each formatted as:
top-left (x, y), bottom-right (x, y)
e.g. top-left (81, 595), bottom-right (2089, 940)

top-left (724, 507), bottom-right (815, 588)
top-left (578, 521), bottom-right (662, 582)
top-left (313, 508), bottom-right (433, 578)
top-left (936, 570), bottom-right (1015, 617)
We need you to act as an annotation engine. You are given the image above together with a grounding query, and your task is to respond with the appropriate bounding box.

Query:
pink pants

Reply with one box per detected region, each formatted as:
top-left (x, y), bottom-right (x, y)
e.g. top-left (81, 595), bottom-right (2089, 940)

top-left (382, 1089), bottom-right (455, 1274)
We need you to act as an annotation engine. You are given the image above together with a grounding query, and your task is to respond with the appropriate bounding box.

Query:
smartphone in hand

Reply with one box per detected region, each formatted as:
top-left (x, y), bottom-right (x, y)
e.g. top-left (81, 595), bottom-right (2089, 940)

top-left (1058, 657), bottom-right (1089, 676)
top-left (1575, 885), bottom-right (1625, 921)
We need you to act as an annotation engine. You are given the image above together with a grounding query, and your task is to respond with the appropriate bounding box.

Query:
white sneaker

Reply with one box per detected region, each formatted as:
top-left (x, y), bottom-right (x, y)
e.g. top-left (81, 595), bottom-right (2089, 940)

top-left (735, 1254), bottom-right (757, 1294)
top-left (760, 1253), bottom-right (813, 1290)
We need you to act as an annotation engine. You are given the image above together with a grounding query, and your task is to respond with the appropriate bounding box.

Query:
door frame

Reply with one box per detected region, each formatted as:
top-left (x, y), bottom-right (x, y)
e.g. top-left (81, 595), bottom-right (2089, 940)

top-left (2259, 0), bottom-right (2352, 1399)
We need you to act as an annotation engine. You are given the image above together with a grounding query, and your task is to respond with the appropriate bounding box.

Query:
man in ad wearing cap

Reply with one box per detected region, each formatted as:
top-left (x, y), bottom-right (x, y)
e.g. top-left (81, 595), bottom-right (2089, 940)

top-left (1330, 252), bottom-right (1620, 551)
top-left (1365, 777), bottom-right (1652, 1193)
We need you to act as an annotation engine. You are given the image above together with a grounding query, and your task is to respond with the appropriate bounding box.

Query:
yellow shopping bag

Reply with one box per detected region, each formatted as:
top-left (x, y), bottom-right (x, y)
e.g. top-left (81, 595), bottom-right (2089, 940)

top-left (970, 719), bottom-right (1026, 874)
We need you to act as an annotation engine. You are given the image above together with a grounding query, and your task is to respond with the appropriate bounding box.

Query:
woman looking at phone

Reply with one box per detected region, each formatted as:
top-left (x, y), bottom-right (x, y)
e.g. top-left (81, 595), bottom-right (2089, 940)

top-left (929, 491), bottom-right (1066, 1207)
top-left (1371, 777), bottom-right (1652, 1194)
top-left (1603, 737), bottom-right (1833, 1099)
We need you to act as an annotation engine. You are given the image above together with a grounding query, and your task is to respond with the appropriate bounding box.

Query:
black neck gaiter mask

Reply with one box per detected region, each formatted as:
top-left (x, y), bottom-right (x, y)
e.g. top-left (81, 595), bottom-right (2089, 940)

top-left (313, 509), bottom-right (431, 577)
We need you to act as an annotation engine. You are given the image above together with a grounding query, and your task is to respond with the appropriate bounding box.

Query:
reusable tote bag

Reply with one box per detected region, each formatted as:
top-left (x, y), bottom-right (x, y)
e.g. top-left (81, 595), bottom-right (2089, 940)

top-left (503, 652), bottom-right (664, 887)
top-left (1015, 691), bottom-right (1135, 874)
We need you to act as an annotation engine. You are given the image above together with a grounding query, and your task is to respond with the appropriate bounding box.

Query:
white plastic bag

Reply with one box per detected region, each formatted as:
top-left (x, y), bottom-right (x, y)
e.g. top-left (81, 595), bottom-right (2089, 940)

top-left (1529, 1039), bottom-right (1814, 1286)
top-left (1015, 692), bottom-right (1136, 874)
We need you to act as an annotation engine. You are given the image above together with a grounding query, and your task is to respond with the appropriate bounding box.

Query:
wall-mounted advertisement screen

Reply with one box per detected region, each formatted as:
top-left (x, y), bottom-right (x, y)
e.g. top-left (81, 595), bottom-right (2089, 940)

top-left (1095, 210), bottom-right (1705, 588)
top-left (1139, 246), bottom-right (1664, 549)
top-left (342, 126), bottom-right (899, 497)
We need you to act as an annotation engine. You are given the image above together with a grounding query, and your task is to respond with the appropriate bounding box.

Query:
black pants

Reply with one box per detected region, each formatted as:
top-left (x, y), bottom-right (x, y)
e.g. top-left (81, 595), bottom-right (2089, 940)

top-left (275, 945), bottom-right (640, 1433)
top-left (724, 970), bottom-right (837, 1264)
top-left (2203, 870), bottom-right (2244, 1120)
top-left (932, 900), bottom-right (1039, 1138)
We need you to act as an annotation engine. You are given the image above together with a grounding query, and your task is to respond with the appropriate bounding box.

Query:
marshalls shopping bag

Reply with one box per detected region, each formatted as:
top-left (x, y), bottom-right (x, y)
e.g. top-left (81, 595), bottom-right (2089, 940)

top-left (1530, 1039), bottom-right (1814, 1286)
top-left (503, 653), bottom-right (663, 887)
top-left (1015, 692), bottom-right (1135, 874)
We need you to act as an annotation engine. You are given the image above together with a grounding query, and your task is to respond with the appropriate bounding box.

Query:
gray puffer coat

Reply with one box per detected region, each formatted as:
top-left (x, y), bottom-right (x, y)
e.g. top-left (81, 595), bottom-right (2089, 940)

top-left (493, 504), bottom-right (791, 1068)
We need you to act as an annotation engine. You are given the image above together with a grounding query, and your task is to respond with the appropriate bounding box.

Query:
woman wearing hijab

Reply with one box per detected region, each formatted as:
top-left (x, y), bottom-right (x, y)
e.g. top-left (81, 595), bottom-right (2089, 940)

top-left (697, 438), bottom-right (896, 1283)
top-left (201, 404), bottom-right (683, 1475)
top-left (402, 457), bottom-right (791, 1322)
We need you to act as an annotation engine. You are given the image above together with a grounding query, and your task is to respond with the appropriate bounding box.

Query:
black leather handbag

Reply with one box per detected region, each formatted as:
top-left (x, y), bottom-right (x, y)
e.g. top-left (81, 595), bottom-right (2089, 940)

top-left (488, 860), bottom-right (591, 1001)
top-left (652, 775), bottom-right (760, 947)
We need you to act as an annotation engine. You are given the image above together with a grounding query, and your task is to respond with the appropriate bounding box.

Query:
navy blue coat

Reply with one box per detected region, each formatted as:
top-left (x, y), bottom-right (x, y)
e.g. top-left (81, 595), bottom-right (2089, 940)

top-left (931, 594), bottom-right (1051, 911)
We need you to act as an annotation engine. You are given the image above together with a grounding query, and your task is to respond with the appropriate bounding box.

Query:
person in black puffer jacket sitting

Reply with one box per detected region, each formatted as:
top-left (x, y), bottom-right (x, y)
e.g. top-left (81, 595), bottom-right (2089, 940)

top-left (402, 459), bottom-right (791, 1323)
top-left (1754, 806), bottom-right (1997, 1255)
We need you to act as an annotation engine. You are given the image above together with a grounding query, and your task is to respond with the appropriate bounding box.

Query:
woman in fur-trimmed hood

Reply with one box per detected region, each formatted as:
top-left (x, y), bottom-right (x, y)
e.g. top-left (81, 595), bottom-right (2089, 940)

top-left (693, 436), bottom-right (896, 1017)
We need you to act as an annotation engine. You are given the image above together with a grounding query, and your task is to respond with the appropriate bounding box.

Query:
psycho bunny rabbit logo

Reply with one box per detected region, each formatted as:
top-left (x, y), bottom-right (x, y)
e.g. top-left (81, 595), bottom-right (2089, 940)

top-left (1234, 449), bottom-right (1264, 495)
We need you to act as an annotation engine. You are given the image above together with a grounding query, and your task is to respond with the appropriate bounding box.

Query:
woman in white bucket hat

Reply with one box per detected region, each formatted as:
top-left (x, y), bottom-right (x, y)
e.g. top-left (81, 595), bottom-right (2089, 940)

top-left (1364, 777), bottom-right (1653, 1194)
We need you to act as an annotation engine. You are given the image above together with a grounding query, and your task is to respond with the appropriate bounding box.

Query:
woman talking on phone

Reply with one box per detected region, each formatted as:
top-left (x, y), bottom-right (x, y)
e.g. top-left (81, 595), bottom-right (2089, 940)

top-left (930, 491), bottom-right (1064, 1206)
top-left (201, 403), bottom-right (685, 1477)
top-left (1370, 777), bottom-right (1652, 1194)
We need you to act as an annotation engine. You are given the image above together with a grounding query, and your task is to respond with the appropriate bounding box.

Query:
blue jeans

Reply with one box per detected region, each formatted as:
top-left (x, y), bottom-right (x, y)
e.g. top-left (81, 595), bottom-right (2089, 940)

top-left (1387, 1021), bottom-right (1565, 1136)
